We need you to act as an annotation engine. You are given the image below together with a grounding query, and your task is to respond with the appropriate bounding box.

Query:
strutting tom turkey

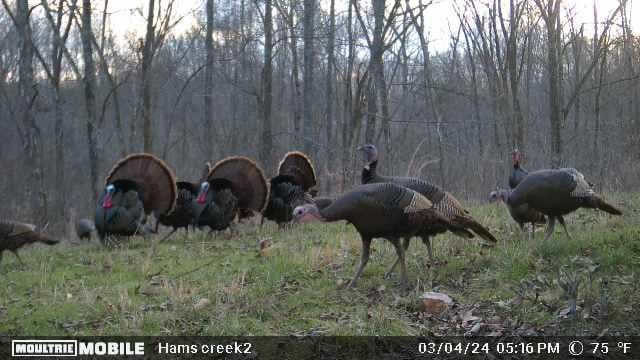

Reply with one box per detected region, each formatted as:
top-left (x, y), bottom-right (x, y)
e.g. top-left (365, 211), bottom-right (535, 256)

top-left (156, 181), bottom-right (200, 240)
top-left (95, 153), bottom-right (177, 244)
top-left (358, 144), bottom-right (497, 266)
top-left (263, 151), bottom-right (317, 226)
top-left (0, 221), bottom-right (59, 266)
top-left (507, 168), bottom-right (622, 240)
top-left (193, 156), bottom-right (269, 233)
top-left (292, 183), bottom-right (453, 288)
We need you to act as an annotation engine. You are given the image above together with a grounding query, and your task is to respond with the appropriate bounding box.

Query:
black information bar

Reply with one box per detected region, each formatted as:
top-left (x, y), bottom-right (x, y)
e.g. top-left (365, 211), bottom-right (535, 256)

top-left (1, 336), bottom-right (638, 359)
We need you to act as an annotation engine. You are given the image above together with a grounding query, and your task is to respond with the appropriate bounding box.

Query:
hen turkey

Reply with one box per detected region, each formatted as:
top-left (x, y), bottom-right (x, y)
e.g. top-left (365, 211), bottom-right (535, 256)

top-left (358, 144), bottom-right (497, 263)
top-left (507, 168), bottom-right (622, 240)
top-left (490, 188), bottom-right (546, 237)
top-left (1, 221), bottom-right (59, 266)
top-left (293, 183), bottom-right (453, 288)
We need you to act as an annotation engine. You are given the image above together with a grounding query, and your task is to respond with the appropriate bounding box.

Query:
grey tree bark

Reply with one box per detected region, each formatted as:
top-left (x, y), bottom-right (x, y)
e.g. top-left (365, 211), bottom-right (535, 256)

top-left (205, 0), bottom-right (215, 160)
top-left (261, 0), bottom-right (274, 168)
top-left (302, 0), bottom-right (315, 154)
top-left (80, 0), bottom-right (99, 202)
top-left (142, 0), bottom-right (156, 153)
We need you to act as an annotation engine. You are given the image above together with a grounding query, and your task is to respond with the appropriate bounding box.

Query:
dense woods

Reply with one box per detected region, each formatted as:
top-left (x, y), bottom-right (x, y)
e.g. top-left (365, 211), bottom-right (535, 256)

top-left (0, 0), bottom-right (638, 235)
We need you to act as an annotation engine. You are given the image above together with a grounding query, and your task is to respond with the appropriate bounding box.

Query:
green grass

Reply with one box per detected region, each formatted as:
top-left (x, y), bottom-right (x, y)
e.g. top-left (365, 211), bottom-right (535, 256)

top-left (1, 193), bottom-right (639, 336)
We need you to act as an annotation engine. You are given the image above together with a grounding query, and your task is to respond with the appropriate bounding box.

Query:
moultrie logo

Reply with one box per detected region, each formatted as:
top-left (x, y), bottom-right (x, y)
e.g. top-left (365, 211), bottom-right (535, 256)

top-left (11, 340), bottom-right (145, 357)
top-left (12, 340), bottom-right (77, 357)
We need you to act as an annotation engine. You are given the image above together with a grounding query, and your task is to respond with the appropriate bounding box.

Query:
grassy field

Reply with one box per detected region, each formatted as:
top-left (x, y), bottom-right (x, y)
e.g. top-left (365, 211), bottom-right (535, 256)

top-left (1, 193), bottom-right (639, 336)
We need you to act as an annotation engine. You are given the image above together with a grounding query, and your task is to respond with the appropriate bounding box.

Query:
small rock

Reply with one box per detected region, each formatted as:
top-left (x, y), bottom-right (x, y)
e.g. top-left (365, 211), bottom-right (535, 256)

top-left (194, 298), bottom-right (210, 311)
top-left (259, 238), bottom-right (273, 257)
top-left (465, 322), bottom-right (482, 336)
top-left (420, 292), bottom-right (453, 315)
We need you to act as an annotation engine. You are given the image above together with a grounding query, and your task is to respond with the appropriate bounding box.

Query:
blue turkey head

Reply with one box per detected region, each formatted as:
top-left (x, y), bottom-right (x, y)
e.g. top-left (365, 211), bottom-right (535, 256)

top-left (357, 144), bottom-right (378, 164)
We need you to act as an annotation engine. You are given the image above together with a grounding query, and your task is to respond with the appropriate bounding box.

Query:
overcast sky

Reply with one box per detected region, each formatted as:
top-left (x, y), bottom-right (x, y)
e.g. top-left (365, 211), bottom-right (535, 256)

top-left (105, 0), bottom-right (638, 52)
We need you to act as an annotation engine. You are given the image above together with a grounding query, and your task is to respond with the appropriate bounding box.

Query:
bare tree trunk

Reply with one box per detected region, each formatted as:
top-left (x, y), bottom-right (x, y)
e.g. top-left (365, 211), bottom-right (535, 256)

top-left (371, 0), bottom-right (392, 170)
top-left (302, 0), bottom-right (315, 154)
top-left (535, 0), bottom-right (563, 166)
top-left (341, 0), bottom-right (355, 192)
top-left (324, 0), bottom-right (335, 192)
top-left (461, 23), bottom-right (483, 155)
top-left (407, 0), bottom-right (444, 185)
top-left (80, 0), bottom-right (99, 202)
top-left (260, 0), bottom-right (273, 168)
top-left (142, 0), bottom-right (155, 153)
top-left (204, 0), bottom-right (215, 159)
top-left (13, 0), bottom-right (47, 223)
top-left (287, 0), bottom-right (302, 148)
top-left (365, 76), bottom-right (377, 143)
top-left (593, 46), bottom-right (607, 182)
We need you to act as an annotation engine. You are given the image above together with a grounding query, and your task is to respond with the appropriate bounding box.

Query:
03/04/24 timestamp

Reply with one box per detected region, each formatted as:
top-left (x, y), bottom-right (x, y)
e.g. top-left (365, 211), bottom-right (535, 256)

top-left (418, 342), bottom-right (560, 355)
top-left (418, 341), bottom-right (633, 356)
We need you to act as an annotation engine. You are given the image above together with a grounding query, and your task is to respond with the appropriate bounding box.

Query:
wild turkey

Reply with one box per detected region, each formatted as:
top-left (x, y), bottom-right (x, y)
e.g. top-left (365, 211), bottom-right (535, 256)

top-left (489, 188), bottom-right (546, 237)
top-left (509, 149), bottom-right (528, 189)
top-left (75, 218), bottom-right (96, 241)
top-left (358, 144), bottom-right (497, 258)
top-left (0, 221), bottom-right (59, 266)
top-left (263, 151), bottom-right (317, 226)
top-left (312, 196), bottom-right (334, 210)
top-left (95, 153), bottom-right (177, 244)
top-left (156, 181), bottom-right (199, 240)
top-left (292, 183), bottom-right (453, 288)
top-left (194, 156), bottom-right (269, 233)
top-left (507, 168), bottom-right (622, 240)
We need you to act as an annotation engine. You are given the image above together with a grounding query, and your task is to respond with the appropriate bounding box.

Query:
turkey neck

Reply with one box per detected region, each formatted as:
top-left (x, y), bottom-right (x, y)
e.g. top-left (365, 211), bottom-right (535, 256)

top-left (361, 160), bottom-right (381, 184)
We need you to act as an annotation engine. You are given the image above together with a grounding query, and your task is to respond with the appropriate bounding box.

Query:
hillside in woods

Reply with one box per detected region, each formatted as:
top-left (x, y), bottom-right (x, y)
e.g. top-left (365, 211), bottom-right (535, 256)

top-left (0, 193), bottom-right (637, 336)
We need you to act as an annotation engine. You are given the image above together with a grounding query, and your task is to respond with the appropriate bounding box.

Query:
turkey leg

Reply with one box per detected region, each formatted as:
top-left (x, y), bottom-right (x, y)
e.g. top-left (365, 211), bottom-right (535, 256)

top-left (384, 237), bottom-right (412, 279)
top-left (390, 238), bottom-right (409, 288)
top-left (544, 217), bottom-right (556, 241)
top-left (421, 236), bottom-right (433, 262)
top-left (557, 216), bottom-right (572, 239)
top-left (158, 228), bottom-right (177, 243)
top-left (348, 236), bottom-right (372, 288)
top-left (11, 250), bottom-right (25, 267)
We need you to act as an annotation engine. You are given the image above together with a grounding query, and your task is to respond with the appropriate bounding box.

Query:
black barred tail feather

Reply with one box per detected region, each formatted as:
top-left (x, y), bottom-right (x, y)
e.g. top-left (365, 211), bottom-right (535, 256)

top-left (33, 233), bottom-right (59, 245)
top-left (0, 220), bottom-right (60, 253)
top-left (590, 197), bottom-right (623, 215)
top-left (455, 217), bottom-right (497, 243)
top-left (451, 228), bottom-right (475, 239)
